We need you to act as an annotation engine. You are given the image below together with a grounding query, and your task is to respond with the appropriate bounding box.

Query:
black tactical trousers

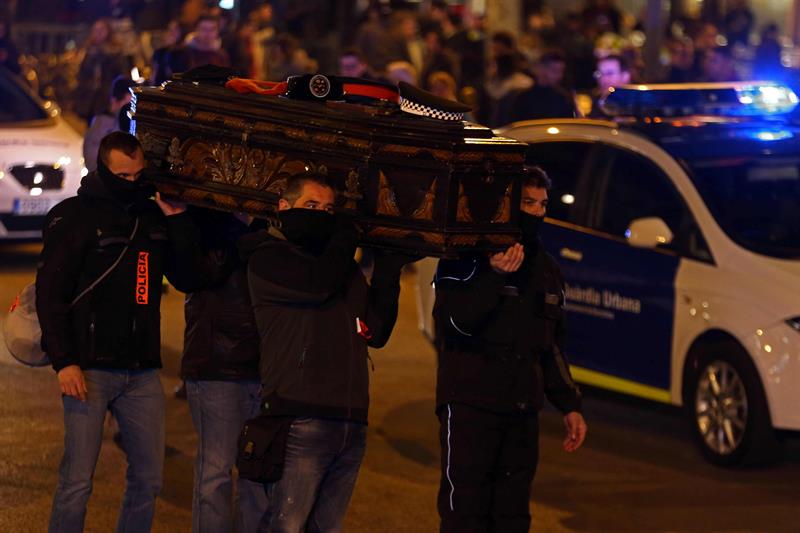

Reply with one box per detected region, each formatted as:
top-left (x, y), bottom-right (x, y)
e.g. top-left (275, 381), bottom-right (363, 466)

top-left (438, 403), bottom-right (539, 533)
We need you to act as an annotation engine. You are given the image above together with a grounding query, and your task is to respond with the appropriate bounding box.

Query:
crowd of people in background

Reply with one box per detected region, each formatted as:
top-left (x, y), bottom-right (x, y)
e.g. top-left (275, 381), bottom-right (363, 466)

top-left (0, 0), bottom-right (794, 127)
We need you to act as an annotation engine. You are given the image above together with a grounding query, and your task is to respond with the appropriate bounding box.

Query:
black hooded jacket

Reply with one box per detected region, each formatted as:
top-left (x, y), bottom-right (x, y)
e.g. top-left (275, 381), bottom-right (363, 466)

top-left (239, 222), bottom-right (404, 424)
top-left (36, 171), bottom-right (194, 372)
top-left (167, 209), bottom-right (261, 382)
top-left (433, 239), bottom-right (582, 415)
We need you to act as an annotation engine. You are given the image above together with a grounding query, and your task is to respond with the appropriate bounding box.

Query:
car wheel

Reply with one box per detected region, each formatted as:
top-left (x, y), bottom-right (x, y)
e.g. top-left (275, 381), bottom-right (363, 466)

top-left (686, 341), bottom-right (778, 467)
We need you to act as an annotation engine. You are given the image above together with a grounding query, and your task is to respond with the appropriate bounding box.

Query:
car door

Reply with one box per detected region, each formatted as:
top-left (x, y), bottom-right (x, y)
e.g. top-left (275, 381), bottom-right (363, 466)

top-left (563, 144), bottom-right (709, 392)
top-left (526, 141), bottom-right (601, 364)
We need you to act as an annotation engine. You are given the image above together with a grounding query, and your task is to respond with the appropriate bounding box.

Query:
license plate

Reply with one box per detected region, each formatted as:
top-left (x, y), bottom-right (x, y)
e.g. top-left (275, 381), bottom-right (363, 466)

top-left (12, 197), bottom-right (53, 215)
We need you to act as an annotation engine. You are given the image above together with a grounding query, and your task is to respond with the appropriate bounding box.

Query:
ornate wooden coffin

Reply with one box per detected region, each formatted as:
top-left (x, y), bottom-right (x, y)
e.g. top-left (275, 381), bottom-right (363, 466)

top-left (131, 79), bottom-right (528, 256)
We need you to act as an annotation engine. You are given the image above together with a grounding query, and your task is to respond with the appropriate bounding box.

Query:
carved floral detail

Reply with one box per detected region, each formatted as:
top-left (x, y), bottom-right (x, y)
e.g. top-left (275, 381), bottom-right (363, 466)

top-left (377, 170), bottom-right (401, 216)
top-left (411, 178), bottom-right (437, 221)
top-left (137, 130), bottom-right (168, 157)
top-left (457, 180), bottom-right (512, 224)
top-left (167, 137), bottom-right (182, 168)
top-left (166, 137), bottom-right (316, 193)
top-left (343, 168), bottom-right (362, 209)
top-left (456, 183), bottom-right (473, 223)
top-left (377, 170), bottom-right (437, 220)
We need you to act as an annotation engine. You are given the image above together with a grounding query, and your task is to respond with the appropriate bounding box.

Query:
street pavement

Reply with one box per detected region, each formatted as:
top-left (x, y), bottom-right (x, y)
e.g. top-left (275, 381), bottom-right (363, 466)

top-left (1, 242), bottom-right (800, 532)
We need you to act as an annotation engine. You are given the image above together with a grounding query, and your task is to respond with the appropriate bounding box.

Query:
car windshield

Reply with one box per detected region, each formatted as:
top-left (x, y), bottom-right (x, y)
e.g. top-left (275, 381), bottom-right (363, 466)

top-left (687, 157), bottom-right (800, 259)
top-left (0, 70), bottom-right (48, 123)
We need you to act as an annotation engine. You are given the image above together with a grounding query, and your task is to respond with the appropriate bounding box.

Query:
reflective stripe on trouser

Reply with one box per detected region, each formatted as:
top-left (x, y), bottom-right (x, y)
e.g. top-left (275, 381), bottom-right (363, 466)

top-left (437, 403), bottom-right (539, 533)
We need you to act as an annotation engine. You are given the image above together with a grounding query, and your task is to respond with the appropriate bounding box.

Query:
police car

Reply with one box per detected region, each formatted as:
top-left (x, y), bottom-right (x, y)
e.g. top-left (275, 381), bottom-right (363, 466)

top-left (0, 67), bottom-right (85, 239)
top-left (416, 82), bottom-right (800, 466)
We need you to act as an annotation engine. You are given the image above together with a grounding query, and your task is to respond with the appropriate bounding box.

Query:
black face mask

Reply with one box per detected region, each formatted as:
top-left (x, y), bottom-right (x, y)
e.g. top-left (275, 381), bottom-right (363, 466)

top-left (520, 212), bottom-right (544, 246)
top-left (97, 159), bottom-right (155, 206)
top-left (278, 208), bottom-right (335, 254)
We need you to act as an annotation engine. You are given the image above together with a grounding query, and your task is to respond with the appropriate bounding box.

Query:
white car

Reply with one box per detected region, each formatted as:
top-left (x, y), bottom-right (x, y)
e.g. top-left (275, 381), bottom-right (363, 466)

top-left (0, 67), bottom-right (85, 239)
top-left (416, 82), bottom-right (800, 466)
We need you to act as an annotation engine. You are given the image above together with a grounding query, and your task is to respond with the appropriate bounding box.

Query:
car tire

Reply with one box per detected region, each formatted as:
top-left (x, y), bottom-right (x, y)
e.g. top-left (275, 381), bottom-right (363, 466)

top-left (685, 340), bottom-right (779, 467)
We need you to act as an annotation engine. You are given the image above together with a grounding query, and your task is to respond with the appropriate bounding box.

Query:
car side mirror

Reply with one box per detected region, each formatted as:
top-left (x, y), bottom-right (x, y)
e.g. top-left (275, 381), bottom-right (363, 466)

top-left (626, 217), bottom-right (673, 249)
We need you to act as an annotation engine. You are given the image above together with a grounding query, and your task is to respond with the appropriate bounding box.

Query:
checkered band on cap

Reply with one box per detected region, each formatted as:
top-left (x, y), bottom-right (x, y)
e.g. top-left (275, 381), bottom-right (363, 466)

top-left (400, 97), bottom-right (465, 121)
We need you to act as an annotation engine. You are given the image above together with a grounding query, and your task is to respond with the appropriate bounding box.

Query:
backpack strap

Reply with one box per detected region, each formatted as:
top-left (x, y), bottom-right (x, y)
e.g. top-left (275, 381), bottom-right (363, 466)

top-left (69, 217), bottom-right (139, 308)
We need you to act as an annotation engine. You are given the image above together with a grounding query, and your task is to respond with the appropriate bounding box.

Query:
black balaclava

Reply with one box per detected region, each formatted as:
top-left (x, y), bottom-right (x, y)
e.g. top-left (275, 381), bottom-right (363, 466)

top-left (97, 158), bottom-right (155, 206)
top-left (508, 212), bottom-right (544, 289)
top-left (277, 208), bottom-right (335, 254)
top-left (519, 212), bottom-right (544, 249)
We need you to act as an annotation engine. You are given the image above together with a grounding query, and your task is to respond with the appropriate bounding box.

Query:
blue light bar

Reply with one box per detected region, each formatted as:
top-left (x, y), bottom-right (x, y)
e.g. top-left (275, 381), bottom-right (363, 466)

top-left (600, 82), bottom-right (799, 118)
top-left (734, 84), bottom-right (799, 115)
top-left (733, 128), bottom-right (794, 142)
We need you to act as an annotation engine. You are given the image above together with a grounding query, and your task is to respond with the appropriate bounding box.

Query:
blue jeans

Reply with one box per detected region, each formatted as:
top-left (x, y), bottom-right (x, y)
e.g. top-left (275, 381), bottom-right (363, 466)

top-left (259, 418), bottom-right (367, 533)
top-left (49, 369), bottom-right (165, 533)
top-left (186, 379), bottom-right (267, 533)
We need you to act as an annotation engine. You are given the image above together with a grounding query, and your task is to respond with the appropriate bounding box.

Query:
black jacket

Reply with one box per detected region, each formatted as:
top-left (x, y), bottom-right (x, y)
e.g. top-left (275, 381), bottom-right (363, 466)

top-left (36, 172), bottom-right (191, 372)
top-left (433, 241), bottom-right (582, 415)
top-left (240, 223), bottom-right (403, 424)
top-left (167, 209), bottom-right (260, 382)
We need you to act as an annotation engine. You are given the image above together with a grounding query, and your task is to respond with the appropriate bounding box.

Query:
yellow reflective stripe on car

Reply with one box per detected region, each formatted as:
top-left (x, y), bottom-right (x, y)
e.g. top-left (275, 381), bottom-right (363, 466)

top-left (569, 365), bottom-right (672, 404)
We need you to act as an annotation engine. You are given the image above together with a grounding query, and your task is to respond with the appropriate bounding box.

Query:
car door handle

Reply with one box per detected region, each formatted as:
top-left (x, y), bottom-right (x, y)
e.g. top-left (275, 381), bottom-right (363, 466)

top-left (560, 248), bottom-right (583, 262)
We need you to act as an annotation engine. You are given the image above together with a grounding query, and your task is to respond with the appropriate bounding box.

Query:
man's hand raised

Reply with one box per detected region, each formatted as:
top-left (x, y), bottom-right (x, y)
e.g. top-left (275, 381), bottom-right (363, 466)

top-left (489, 243), bottom-right (524, 274)
top-left (58, 365), bottom-right (88, 401)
